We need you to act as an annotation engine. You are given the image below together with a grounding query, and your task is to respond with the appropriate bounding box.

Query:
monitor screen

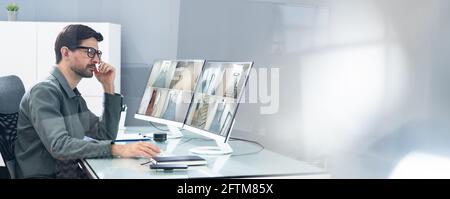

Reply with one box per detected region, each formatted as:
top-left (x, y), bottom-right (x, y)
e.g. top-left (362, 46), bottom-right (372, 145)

top-left (136, 60), bottom-right (205, 127)
top-left (184, 61), bottom-right (253, 139)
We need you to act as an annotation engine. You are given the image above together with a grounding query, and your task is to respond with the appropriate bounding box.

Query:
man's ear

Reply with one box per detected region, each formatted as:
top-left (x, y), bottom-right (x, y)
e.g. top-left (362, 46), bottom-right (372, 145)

top-left (61, 46), bottom-right (70, 58)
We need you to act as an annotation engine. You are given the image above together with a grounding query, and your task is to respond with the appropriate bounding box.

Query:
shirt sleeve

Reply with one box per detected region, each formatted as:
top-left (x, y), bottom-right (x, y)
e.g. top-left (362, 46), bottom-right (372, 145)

top-left (85, 93), bottom-right (122, 140)
top-left (29, 83), bottom-right (112, 160)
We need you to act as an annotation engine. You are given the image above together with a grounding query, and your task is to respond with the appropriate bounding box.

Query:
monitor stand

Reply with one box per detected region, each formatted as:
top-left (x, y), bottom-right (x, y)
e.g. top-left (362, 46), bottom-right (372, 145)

top-left (145, 124), bottom-right (183, 139)
top-left (166, 125), bottom-right (183, 139)
top-left (189, 139), bottom-right (233, 155)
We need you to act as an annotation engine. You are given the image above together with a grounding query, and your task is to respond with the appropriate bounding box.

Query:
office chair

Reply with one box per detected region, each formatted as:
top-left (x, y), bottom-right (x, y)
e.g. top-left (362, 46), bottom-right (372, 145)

top-left (0, 75), bottom-right (25, 179)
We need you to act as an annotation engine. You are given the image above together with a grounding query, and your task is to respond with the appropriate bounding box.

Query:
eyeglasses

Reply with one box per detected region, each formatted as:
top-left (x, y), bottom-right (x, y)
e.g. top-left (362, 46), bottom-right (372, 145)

top-left (70, 46), bottom-right (102, 59)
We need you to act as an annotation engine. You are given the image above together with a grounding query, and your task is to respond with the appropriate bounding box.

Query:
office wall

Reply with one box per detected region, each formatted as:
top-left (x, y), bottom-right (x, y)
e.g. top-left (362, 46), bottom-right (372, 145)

top-left (0, 0), bottom-right (180, 126)
top-left (177, 0), bottom-right (450, 178)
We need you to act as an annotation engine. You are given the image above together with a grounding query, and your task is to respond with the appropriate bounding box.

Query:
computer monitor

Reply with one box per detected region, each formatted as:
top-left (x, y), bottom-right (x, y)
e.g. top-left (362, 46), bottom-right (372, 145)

top-left (135, 59), bottom-right (205, 138)
top-left (184, 61), bottom-right (253, 155)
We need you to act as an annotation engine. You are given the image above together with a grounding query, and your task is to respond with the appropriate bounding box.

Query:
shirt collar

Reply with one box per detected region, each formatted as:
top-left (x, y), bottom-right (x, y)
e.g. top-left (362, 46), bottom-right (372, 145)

top-left (50, 67), bottom-right (81, 98)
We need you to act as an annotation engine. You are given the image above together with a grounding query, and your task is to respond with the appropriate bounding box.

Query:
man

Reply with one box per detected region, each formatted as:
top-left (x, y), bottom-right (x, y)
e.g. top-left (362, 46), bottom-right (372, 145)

top-left (14, 24), bottom-right (160, 178)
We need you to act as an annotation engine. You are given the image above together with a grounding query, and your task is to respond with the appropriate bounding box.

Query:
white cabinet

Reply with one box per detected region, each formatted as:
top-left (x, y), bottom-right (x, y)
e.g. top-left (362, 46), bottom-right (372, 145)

top-left (0, 21), bottom-right (121, 115)
top-left (0, 22), bottom-right (37, 90)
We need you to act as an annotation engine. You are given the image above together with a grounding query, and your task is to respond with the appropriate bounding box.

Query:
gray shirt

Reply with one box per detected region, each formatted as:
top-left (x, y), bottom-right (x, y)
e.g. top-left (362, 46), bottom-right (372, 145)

top-left (14, 67), bottom-right (122, 178)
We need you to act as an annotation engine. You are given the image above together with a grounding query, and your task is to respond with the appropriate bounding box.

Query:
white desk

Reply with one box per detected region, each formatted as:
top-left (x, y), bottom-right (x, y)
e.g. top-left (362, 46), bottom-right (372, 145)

top-left (0, 153), bottom-right (4, 167)
top-left (83, 127), bottom-right (330, 179)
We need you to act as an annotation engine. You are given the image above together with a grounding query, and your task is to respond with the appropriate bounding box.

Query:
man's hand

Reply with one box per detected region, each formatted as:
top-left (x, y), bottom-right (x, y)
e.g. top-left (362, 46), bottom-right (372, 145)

top-left (111, 141), bottom-right (161, 158)
top-left (94, 62), bottom-right (116, 94)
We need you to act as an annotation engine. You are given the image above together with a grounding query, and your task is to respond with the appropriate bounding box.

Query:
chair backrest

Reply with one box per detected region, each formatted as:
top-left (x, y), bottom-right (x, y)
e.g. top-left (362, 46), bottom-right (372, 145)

top-left (0, 75), bottom-right (25, 179)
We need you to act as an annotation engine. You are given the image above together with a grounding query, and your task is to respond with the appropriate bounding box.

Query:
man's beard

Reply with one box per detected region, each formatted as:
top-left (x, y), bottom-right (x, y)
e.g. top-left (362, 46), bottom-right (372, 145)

top-left (72, 64), bottom-right (95, 78)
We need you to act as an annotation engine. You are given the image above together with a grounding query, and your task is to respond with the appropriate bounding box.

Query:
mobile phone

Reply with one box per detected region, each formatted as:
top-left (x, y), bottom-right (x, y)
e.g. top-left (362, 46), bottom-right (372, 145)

top-left (150, 164), bottom-right (188, 170)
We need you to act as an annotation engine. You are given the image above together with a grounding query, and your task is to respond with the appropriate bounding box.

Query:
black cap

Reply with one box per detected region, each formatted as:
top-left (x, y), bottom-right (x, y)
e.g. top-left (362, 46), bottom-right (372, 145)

top-left (153, 133), bottom-right (167, 142)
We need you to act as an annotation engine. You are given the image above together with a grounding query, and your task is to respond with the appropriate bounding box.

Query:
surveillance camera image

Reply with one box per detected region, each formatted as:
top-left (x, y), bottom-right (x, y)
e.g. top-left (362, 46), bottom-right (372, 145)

top-left (185, 61), bottom-right (252, 136)
top-left (137, 60), bottom-right (204, 123)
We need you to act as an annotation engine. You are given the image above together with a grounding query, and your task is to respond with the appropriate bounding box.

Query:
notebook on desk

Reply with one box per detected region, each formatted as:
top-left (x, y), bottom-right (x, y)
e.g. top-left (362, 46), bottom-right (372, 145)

top-left (152, 155), bottom-right (207, 166)
top-left (113, 133), bottom-right (151, 143)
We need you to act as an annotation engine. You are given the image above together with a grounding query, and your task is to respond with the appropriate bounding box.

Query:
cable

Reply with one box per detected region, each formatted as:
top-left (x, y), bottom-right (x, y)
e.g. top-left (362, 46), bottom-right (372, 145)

top-left (229, 137), bottom-right (265, 156)
top-left (138, 133), bottom-right (264, 157)
top-left (176, 136), bottom-right (264, 156)
top-left (178, 137), bottom-right (212, 145)
top-left (149, 121), bottom-right (169, 131)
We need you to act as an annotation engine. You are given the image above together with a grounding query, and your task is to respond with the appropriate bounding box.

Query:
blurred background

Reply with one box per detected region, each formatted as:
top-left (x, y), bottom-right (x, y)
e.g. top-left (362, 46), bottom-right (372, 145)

top-left (3, 0), bottom-right (450, 178)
